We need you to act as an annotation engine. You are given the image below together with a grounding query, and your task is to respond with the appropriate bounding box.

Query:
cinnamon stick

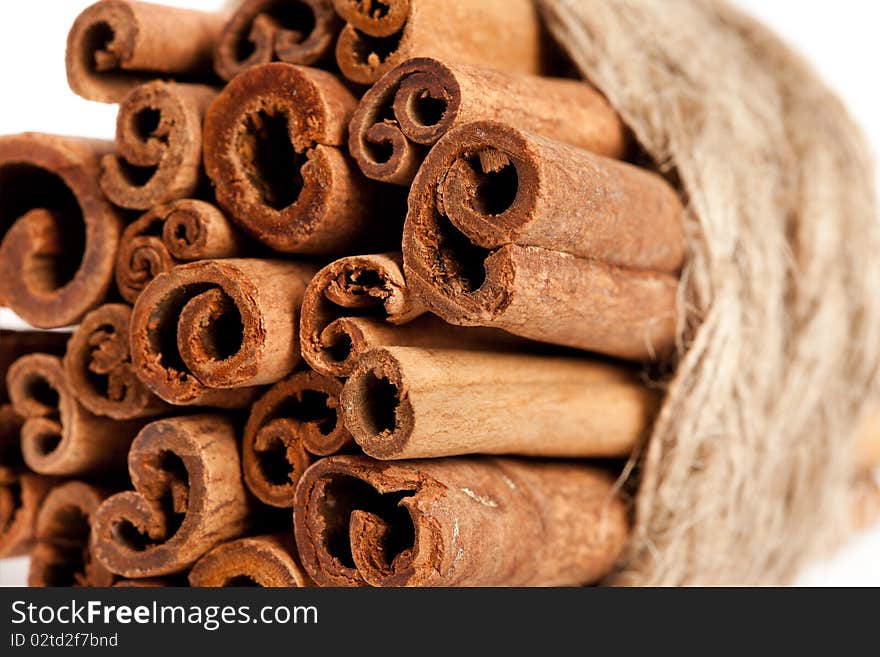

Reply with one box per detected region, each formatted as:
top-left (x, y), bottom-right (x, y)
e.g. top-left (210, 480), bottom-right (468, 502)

top-left (294, 455), bottom-right (628, 586)
top-left (91, 414), bottom-right (252, 577)
top-left (0, 134), bottom-right (121, 328)
top-left (100, 82), bottom-right (217, 211)
top-left (332, 0), bottom-right (544, 85)
top-left (130, 258), bottom-right (316, 406)
top-left (66, 0), bottom-right (225, 103)
top-left (203, 62), bottom-right (386, 254)
top-left (189, 534), bottom-right (312, 587)
top-left (113, 577), bottom-right (175, 587)
top-left (0, 469), bottom-right (56, 558)
top-left (349, 57), bottom-right (628, 185)
top-left (1, 331), bottom-right (69, 401)
top-left (242, 371), bottom-right (352, 507)
top-left (63, 304), bottom-right (169, 420)
top-left (214, 0), bottom-right (342, 80)
top-left (114, 199), bottom-right (242, 304)
top-left (28, 481), bottom-right (115, 587)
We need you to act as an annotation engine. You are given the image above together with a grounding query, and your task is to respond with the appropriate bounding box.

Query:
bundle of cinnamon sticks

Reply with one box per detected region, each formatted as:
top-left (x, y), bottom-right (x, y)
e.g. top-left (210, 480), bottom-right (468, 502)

top-left (1, 0), bottom-right (874, 589)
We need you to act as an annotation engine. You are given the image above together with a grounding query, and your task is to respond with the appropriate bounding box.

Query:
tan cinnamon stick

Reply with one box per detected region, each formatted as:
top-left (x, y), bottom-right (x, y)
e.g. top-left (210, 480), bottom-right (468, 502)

top-left (333, 0), bottom-right (544, 85)
top-left (0, 469), bottom-right (56, 558)
top-left (243, 371), bottom-right (352, 507)
top-left (203, 62), bottom-right (385, 254)
top-left (294, 455), bottom-right (628, 586)
top-left (349, 57), bottom-right (628, 185)
top-left (215, 0), bottom-right (342, 79)
top-left (63, 304), bottom-right (168, 420)
top-left (91, 414), bottom-right (252, 577)
top-left (189, 534), bottom-right (312, 587)
top-left (66, 0), bottom-right (226, 103)
top-left (114, 200), bottom-right (242, 304)
top-left (0, 134), bottom-right (121, 328)
top-left (100, 82), bottom-right (217, 211)
top-left (130, 258), bottom-right (316, 406)
top-left (28, 481), bottom-right (116, 587)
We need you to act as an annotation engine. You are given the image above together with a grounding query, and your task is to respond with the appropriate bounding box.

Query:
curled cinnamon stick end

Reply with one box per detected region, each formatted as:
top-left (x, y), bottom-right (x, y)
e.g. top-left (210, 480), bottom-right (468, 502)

top-left (91, 415), bottom-right (252, 577)
top-left (7, 354), bottom-right (145, 476)
top-left (204, 63), bottom-right (383, 254)
top-left (0, 134), bottom-right (121, 328)
top-left (115, 200), bottom-right (242, 304)
top-left (215, 0), bottom-right (342, 80)
top-left (333, 0), bottom-right (410, 37)
top-left (0, 470), bottom-right (56, 558)
top-left (66, 0), bottom-right (225, 103)
top-left (243, 371), bottom-right (351, 507)
top-left (28, 481), bottom-right (115, 587)
top-left (100, 82), bottom-right (217, 211)
top-left (189, 534), bottom-right (312, 587)
top-left (63, 304), bottom-right (168, 420)
top-left (1, 331), bottom-right (70, 402)
top-left (294, 455), bottom-right (628, 586)
top-left (350, 57), bottom-right (628, 185)
top-left (130, 258), bottom-right (316, 406)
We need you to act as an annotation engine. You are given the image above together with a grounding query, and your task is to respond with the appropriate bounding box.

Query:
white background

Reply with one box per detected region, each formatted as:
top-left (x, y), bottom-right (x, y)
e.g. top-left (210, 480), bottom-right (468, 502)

top-left (0, 0), bottom-right (878, 585)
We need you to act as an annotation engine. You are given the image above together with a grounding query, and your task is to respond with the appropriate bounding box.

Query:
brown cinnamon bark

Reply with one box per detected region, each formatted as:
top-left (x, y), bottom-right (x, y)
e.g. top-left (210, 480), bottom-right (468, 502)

top-left (189, 534), bottom-right (312, 587)
top-left (0, 134), bottom-right (121, 328)
top-left (243, 371), bottom-right (352, 507)
top-left (100, 82), bottom-right (217, 211)
top-left (203, 62), bottom-right (385, 254)
top-left (113, 577), bottom-right (174, 586)
top-left (1, 331), bottom-right (69, 402)
top-left (0, 470), bottom-right (56, 558)
top-left (28, 481), bottom-right (115, 587)
top-left (294, 455), bottom-right (628, 586)
top-left (333, 0), bottom-right (544, 85)
top-left (66, 0), bottom-right (226, 103)
top-left (350, 57), bottom-right (629, 185)
top-left (63, 304), bottom-right (168, 420)
top-left (91, 415), bottom-right (252, 577)
top-left (215, 0), bottom-right (342, 79)
top-left (130, 258), bottom-right (316, 406)
top-left (115, 200), bottom-right (243, 304)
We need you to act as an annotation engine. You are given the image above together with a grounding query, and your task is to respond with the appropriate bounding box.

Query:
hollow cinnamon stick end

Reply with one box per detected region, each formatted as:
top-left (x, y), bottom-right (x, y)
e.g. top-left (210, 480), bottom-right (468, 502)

top-left (189, 534), bottom-right (311, 587)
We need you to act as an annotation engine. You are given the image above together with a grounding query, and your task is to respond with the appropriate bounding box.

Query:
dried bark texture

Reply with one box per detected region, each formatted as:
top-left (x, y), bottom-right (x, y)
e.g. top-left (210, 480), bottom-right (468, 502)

top-left (215, 0), bottom-right (342, 79)
top-left (28, 481), bottom-right (116, 587)
top-left (115, 200), bottom-right (242, 304)
top-left (0, 470), bottom-right (56, 558)
top-left (189, 533), bottom-right (312, 587)
top-left (349, 57), bottom-right (628, 185)
top-left (63, 304), bottom-right (168, 420)
top-left (100, 82), bottom-right (218, 211)
top-left (91, 415), bottom-right (252, 577)
top-left (113, 577), bottom-right (174, 586)
top-left (242, 371), bottom-right (352, 507)
top-left (204, 63), bottom-right (384, 254)
top-left (7, 354), bottom-right (145, 476)
top-left (66, 0), bottom-right (225, 103)
top-left (130, 258), bottom-right (316, 407)
top-left (1, 331), bottom-right (70, 402)
top-left (295, 455), bottom-right (628, 586)
top-left (333, 0), bottom-right (544, 85)
top-left (0, 134), bottom-right (121, 328)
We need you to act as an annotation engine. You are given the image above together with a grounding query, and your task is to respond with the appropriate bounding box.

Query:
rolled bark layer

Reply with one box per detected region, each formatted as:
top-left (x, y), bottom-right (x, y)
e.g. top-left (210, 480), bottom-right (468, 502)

top-left (130, 258), bottom-right (316, 406)
top-left (91, 415), bottom-right (252, 577)
top-left (63, 304), bottom-right (168, 420)
top-left (66, 0), bottom-right (225, 102)
top-left (189, 534), bottom-right (312, 587)
top-left (294, 455), bottom-right (628, 586)
top-left (0, 134), bottom-right (121, 328)
top-left (204, 62), bottom-right (383, 254)
top-left (0, 469), bottom-right (56, 558)
top-left (215, 0), bottom-right (341, 79)
top-left (115, 200), bottom-right (242, 304)
top-left (243, 371), bottom-right (352, 507)
top-left (28, 481), bottom-right (115, 587)
top-left (100, 82), bottom-right (217, 211)
top-left (349, 57), bottom-right (628, 185)
top-left (1, 331), bottom-right (70, 402)
top-left (333, 0), bottom-right (543, 85)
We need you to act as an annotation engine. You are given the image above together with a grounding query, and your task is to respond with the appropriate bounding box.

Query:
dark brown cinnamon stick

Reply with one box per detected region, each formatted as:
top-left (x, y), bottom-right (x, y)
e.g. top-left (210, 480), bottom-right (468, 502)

top-left (189, 534), bottom-right (312, 587)
top-left (215, 0), bottom-right (342, 80)
top-left (0, 134), bottom-right (121, 328)
top-left (1, 331), bottom-right (69, 402)
top-left (350, 57), bottom-right (629, 185)
top-left (91, 415), bottom-right (252, 577)
top-left (0, 469), bottom-right (56, 558)
top-left (294, 455), bottom-right (628, 586)
top-left (66, 0), bottom-right (226, 103)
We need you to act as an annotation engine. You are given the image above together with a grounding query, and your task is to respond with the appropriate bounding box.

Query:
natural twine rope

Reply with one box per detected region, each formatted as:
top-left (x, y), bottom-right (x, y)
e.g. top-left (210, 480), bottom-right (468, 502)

top-left (538, 0), bottom-right (880, 585)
